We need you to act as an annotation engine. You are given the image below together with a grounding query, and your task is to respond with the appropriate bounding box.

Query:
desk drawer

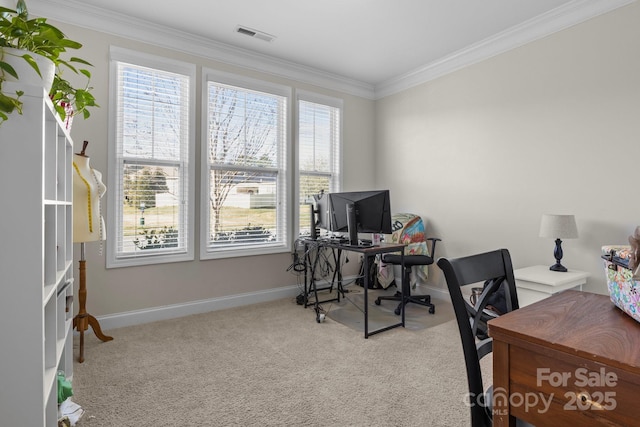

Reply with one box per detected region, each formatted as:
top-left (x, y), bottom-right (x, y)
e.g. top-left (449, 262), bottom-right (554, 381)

top-left (507, 345), bottom-right (640, 426)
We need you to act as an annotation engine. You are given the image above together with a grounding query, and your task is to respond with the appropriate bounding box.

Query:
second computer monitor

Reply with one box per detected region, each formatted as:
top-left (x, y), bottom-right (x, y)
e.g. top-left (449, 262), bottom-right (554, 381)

top-left (312, 192), bottom-right (332, 234)
top-left (326, 190), bottom-right (392, 244)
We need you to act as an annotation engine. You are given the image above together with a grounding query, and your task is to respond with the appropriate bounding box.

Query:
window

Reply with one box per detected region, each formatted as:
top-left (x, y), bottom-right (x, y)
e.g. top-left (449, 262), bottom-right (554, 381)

top-left (201, 70), bottom-right (291, 259)
top-left (297, 91), bottom-right (342, 237)
top-left (107, 47), bottom-right (195, 267)
top-left (107, 51), bottom-right (342, 263)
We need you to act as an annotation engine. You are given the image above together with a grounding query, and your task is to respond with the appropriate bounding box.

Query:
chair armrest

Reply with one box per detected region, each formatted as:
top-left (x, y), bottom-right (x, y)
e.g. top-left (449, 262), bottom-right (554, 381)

top-left (427, 237), bottom-right (441, 258)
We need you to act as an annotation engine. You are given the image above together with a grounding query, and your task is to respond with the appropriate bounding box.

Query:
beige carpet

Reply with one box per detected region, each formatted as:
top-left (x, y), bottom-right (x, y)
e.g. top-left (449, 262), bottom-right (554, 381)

top-left (323, 285), bottom-right (455, 333)
top-left (72, 292), bottom-right (477, 427)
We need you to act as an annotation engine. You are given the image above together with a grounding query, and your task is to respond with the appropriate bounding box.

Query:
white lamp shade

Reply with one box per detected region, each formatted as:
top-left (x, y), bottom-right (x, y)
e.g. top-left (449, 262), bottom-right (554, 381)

top-left (539, 214), bottom-right (578, 239)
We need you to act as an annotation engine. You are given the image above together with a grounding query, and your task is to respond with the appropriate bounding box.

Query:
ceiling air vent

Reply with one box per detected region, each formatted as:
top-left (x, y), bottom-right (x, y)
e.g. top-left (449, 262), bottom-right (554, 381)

top-left (235, 25), bottom-right (275, 42)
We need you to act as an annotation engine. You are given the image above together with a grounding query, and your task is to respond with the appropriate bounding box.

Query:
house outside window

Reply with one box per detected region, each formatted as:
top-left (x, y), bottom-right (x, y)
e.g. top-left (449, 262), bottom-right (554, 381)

top-left (200, 70), bottom-right (291, 259)
top-left (108, 50), bottom-right (342, 264)
top-left (107, 47), bottom-right (195, 268)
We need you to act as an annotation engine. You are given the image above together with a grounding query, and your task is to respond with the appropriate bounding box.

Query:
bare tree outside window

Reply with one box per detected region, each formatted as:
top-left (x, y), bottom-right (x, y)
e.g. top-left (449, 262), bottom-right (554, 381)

top-left (206, 84), bottom-right (283, 244)
top-left (116, 63), bottom-right (189, 255)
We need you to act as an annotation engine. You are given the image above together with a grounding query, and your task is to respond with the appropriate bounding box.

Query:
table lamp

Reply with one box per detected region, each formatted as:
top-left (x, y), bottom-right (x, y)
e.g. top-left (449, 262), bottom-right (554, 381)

top-left (539, 214), bottom-right (578, 272)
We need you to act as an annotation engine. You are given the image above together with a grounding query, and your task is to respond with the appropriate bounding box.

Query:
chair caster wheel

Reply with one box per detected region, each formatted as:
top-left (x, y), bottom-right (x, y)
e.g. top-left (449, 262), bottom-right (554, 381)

top-left (394, 307), bottom-right (401, 315)
top-left (429, 306), bottom-right (435, 314)
top-left (375, 298), bottom-right (381, 305)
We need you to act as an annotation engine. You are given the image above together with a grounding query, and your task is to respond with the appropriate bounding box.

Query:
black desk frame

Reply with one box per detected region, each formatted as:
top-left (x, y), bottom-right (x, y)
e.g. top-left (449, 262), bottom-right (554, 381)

top-left (302, 239), bottom-right (344, 310)
top-left (304, 240), bottom-right (406, 338)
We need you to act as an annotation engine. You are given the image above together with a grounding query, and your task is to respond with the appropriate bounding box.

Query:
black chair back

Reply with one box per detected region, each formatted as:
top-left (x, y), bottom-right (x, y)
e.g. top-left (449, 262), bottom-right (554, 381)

top-left (437, 249), bottom-right (519, 427)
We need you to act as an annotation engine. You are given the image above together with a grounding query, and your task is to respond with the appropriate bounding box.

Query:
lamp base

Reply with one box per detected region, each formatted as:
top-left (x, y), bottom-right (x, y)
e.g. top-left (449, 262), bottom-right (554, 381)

top-left (549, 262), bottom-right (568, 272)
top-left (550, 238), bottom-right (568, 272)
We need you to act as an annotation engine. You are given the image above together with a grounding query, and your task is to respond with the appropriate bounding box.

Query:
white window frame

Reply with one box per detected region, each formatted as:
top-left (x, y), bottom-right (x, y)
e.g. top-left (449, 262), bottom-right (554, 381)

top-left (106, 46), bottom-right (196, 268)
top-left (200, 68), bottom-right (292, 260)
top-left (294, 90), bottom-right (343, 238)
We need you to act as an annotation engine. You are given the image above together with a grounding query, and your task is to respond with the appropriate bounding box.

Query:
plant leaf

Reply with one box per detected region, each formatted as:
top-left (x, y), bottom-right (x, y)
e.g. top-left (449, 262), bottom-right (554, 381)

top-left (69, 57), bottom-right (93, 67)
top-left (0, 90), bottom-right (23, 114)
top-left (0, 7), bottom-right (18, 15)
top-left (20, 53), bottom-right (42, 77)
top-left (0, 60), bottom-right (19, 79)
top-left (16, 0), bottom-right (27, 16)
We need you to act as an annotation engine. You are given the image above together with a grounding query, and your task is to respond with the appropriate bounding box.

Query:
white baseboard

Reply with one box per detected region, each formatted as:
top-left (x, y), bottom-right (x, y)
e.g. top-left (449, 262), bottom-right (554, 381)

top-left (93, 279), bottom-right (450, 331)
top-left (95, 285), bottom-right (301, 331)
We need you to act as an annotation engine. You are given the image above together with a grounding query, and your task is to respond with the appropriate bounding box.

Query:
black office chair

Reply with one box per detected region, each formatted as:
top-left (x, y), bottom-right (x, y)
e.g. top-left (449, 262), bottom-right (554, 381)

top-left (374, 237), bottom-right (441, 315)
top-left (436, 249), bottom-right (520, 427)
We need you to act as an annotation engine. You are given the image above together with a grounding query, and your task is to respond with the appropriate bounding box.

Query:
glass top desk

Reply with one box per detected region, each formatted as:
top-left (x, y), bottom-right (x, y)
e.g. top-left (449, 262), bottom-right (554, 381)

top-left (306, 239), bottom-right (406, 338)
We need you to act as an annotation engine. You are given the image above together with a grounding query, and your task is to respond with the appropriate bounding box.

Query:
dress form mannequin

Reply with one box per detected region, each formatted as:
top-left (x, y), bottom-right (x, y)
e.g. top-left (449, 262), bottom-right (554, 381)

top-left (72, 141), bottom-right (112, 363)
top-left (73, 152), bottom-right (106, 243)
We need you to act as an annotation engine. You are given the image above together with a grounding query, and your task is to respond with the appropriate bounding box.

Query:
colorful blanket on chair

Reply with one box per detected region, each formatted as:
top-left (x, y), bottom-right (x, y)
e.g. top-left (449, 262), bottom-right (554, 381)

top-left (377, 213), bottom-right (430, 289)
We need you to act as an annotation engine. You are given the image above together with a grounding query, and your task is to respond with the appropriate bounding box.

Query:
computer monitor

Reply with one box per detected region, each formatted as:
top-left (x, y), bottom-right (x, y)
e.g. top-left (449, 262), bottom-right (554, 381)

top-left (309, 192), bottom-right (332, 239)
top-left (326, 190), bottom-right (392, 245)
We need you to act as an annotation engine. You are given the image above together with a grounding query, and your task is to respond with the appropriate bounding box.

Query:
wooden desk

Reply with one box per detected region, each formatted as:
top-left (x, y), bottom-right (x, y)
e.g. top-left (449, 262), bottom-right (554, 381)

top-left (488, 290), bottom-right (640, 427)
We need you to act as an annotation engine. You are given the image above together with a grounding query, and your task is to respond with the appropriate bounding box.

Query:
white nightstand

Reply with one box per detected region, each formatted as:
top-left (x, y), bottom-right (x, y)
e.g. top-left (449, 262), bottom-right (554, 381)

top-left (514, 265), bottom-right (589, 307)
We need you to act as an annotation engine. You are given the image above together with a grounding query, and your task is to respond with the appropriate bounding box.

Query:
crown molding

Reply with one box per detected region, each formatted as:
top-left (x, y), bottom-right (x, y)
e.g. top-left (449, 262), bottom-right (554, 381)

top-left (374, 0), bottom-right (636, 99)
top-left (26, 0), bottom-right (376, 99)
top-left (27, 0), bottom-right (636, 101)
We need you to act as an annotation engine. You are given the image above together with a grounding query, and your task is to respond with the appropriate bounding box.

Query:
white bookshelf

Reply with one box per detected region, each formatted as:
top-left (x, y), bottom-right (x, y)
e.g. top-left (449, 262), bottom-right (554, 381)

top-left (0, 82), bottom-right (74, 426)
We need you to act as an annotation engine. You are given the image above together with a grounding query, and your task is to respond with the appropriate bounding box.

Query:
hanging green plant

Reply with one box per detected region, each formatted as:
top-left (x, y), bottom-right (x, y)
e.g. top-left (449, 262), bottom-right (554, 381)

top-left (0, 0), bottom-right (98, 125)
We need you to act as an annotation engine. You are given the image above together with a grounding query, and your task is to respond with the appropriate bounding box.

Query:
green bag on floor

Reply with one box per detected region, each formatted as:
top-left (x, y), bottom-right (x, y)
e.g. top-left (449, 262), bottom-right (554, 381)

top-left (57, 371), bottom-right (73, 404)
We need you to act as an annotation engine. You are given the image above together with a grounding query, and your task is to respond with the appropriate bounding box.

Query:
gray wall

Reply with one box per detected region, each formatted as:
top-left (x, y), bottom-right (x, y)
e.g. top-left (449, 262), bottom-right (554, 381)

top-left (57, 24), bottom-right (375, 317)
top-left (374, 2), bottom-right (640, 295)
top-left (49, 2), bottom-right (640, 319)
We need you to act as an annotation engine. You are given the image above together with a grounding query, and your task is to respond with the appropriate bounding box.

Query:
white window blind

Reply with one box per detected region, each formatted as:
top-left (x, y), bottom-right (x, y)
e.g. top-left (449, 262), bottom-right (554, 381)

top-left (108, 48), bottom-right (194, 267)
top-left (201, 70), bottom-right (290, 258)
top-left (297, 93), bottom-right (342, 237)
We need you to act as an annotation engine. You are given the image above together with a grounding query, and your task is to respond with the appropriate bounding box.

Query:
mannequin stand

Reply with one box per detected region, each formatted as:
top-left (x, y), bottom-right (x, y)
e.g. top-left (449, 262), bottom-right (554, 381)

top-left (73, 242), bottom-right (113, 363)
